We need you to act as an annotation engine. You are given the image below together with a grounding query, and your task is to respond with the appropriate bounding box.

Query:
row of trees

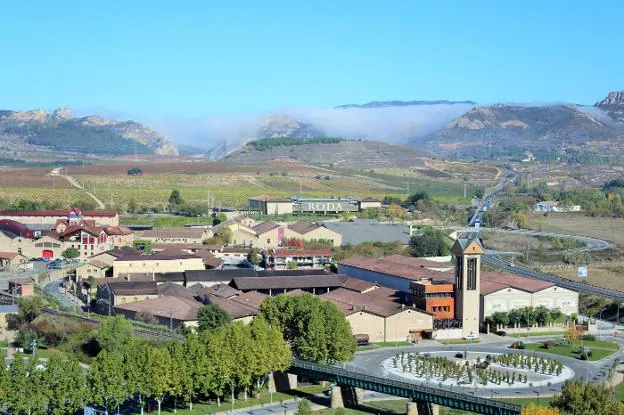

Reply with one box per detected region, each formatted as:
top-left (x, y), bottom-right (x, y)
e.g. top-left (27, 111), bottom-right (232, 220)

top-left (6, 315), bottom-right (292, 415)
top-left (485, 306), bottom-right (565, 330)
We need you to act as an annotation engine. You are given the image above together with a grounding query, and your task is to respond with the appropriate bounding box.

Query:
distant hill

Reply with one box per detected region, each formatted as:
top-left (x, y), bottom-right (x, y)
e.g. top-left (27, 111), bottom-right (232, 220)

top-left (0, 108), bottom-right (178, 156)
top-left (596, 90), bottom-right (624, 123)
top-left (423, 98), bottom-right (624, 160)
top-left (225, 137), bottom-right (429, 168)
top-left (335, 100), bottom-right (476, 109)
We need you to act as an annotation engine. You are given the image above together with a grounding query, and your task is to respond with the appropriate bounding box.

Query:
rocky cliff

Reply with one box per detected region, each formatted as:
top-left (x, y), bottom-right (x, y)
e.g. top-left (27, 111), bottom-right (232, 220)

top-left (596, 90), bottom-right (624, 123)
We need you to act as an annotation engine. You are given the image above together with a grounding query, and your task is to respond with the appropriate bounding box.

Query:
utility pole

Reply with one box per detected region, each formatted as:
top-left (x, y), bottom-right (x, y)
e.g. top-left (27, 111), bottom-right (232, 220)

top-left (463, 179), bottom-right (467, 199)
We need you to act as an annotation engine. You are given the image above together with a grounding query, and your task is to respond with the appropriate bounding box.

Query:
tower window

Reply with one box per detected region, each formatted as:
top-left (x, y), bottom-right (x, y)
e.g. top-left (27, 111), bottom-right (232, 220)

top-left (456, 260), bottom-right (463, 289)
top-left (467, 257), bottom-right (477, 290)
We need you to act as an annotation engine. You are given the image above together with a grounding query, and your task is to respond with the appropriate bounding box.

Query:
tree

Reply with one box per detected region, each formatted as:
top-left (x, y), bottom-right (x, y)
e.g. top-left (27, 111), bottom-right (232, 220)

top-left (475, 187), bottom-right (485, 198)
top-left (127, 167), bottom-right (143, 176)
top-left (521, 404), bottom-right (559, 415)
top-left (94, 315), bottom-right (134, 352)
top-left (145, 346), bottom-right (173, 415)
top-left (88, 351), bottom-right (128, 415)
top-left (248, 248), bottom-right (260, 265)
top-left (296, 399), bottom-right (312, 415)
top-left (385, 204), bottom-right (407, 219)
top-left (61, 247), bottom-right (80, 259)
top-left (197, 304), bottom-right (231, 332)
top-left (202, 328), bottom-right (233, 406)
top-left (181, 333), bottom-right (209, 410)
top-left (17, 296), bottom-right (43, 323)
top-left (248, 316), bottom-right (292, 389)
top-left (132, 239), bottom-right (153, 253)
top-left (552, 381), bottom-right (624, 415)
top-left (44, 354), bottom-right (86, 415)
top-left (514, 212), bottom-right (529, 229)
top-left (15, 327), bottom-right (38, 351)
top-left (205, 228), bottom-right (232, 245)
top-left (259, 294), bottom-right (355, 363)
top-left (168, 189), bottom-right (184, 206)
top-left (212, 213), bottom-right (227, 226)
top-left (564, 325), bottom-right (579, 343)
top-left (127, 198), bottom-right (137, 214)
top-left (409, 229), bottom-right (450, 257)
top-left (167, 341), bottom-right (187, 413)
top-left (124, 342), bottom-right (150, 415)
top-left (5, 354), bottom-right (47, 415)
top-left (287, 261), bottom-right (299, 269)
top-left (225, 322), bottom-right (255, 400)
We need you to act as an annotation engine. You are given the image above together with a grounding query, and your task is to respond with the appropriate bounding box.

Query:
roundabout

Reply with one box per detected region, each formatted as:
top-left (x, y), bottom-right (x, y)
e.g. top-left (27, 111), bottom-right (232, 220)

top-left (348, 336), bottom-right (623, 398)
top-left (381, 350), bottom-right (574, 390)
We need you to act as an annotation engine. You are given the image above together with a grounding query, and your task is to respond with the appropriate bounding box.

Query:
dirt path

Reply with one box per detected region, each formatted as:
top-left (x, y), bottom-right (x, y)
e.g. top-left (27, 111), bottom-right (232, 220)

top-left (63, 175), bottom-right (106, 209)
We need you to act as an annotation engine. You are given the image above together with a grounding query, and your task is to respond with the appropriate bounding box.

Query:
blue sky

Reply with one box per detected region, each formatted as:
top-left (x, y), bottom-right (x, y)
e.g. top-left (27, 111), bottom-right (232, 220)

top-left (0, 1), bottom-right (622, 117)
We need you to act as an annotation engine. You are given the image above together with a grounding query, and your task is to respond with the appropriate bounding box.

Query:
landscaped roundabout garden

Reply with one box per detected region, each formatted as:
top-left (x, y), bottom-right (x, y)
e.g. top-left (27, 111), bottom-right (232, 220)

top-left (382, 351), bottom-right (574, 389)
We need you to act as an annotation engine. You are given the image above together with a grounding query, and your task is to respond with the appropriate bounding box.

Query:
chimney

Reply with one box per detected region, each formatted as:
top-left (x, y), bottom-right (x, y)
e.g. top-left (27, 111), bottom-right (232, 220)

top-left (401, 304), bottom-right (405, 308)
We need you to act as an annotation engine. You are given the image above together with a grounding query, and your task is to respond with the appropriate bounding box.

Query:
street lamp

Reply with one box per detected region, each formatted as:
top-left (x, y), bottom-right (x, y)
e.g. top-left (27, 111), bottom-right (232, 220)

top-left (599, 307), bottom-right (608, 340)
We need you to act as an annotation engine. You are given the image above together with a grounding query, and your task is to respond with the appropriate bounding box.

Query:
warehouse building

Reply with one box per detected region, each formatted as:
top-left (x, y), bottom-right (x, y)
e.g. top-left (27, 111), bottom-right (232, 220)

top-left (248, 196), bottom-right (381, 216)
top-left (322, 287), bottom-right (433, 342)
top-left (337, 241), bottom-right (579, 332)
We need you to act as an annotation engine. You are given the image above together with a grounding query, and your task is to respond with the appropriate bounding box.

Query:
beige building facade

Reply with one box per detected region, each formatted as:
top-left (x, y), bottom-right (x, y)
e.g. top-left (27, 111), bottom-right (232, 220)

top-left (112, 255), bottom-right (205, 277)
top-left (452, 238), bottom-right (483, 338)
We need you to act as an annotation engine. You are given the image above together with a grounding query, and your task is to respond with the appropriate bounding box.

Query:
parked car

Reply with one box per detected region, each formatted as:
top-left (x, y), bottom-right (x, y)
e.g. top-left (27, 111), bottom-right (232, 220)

top-left (464, 333), bottom-right (480, 341)
top-left (47, 262), bottom-right (61, 270)
top-left (497, 330), bottom-right (507, 336)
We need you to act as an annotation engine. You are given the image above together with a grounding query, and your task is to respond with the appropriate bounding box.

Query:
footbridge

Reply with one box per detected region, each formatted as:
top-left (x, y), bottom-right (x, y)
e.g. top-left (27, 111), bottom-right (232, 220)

top-left (290, 359), bottom-right (521, 415)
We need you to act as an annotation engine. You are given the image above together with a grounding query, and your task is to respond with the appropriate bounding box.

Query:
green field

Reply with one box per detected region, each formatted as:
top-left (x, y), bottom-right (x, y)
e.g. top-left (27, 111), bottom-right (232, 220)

top-left (508, 331), bottom-right (565, 338)
top-left (0, 187), bottom-right (94, 208)
top-left (524, 339), bottom-right (620, 361)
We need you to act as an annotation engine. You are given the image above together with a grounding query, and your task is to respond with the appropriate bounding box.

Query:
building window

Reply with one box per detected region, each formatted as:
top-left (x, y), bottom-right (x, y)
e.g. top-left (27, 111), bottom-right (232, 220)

top-left (456, 260), bottom-right (463, 290)
top-left (266, 238), bottom-right (271, 244)
top-left (467, 257), bottom-right (477, 290)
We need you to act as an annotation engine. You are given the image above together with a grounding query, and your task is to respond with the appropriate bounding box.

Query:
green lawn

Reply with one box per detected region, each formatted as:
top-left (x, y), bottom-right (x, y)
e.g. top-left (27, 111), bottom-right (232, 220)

top-left (508, 331), bottom-right (565, 338)
top-left (357, 341), bottom-right (412, 351)
top-left (437, 339), bottom-right (480, 345)
top-left (524, 339), bottom-right (620, 361)
top-left (128, 384), bottom-right (332, 415)
top-left (616, 383), bottom-right (624, 401)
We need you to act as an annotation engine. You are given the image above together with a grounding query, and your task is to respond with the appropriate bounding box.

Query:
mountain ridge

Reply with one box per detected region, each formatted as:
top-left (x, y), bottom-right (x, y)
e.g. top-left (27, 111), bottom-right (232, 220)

top-left (0, 108), bottom-right (178, 156)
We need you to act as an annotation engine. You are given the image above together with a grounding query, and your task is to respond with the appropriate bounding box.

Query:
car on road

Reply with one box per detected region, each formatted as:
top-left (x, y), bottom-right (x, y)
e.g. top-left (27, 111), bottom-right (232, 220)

top-left (47, 261), bottom-right (62, 270)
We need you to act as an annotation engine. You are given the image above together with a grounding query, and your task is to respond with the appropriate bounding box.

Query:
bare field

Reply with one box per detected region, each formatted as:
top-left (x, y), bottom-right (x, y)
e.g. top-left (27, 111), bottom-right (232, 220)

top-left (482, 231), bottom-right (548, 252)
top-left (62, 160), bottom-right (333, 176)
top-left (549, 266), bottom-right (624, 291)
top-left (528, 214), bottom-right (624, 248)
top-left (0, 160), bottom-right (476, 209)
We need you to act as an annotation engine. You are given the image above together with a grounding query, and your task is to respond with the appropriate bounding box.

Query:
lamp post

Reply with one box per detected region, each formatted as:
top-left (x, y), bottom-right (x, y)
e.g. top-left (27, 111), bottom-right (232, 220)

top-left (599, 307), bottom-right (608, 340)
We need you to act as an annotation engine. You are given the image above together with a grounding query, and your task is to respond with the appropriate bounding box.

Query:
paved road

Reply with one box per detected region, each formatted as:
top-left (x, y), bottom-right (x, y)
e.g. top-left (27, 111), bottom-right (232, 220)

top-left (42, 278), bottom-right (79, 309)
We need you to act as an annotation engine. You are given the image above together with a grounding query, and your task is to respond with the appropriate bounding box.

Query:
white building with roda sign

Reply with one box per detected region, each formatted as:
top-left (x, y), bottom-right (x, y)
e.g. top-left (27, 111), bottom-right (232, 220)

top-left (248, 195), bottom-right (381, 215)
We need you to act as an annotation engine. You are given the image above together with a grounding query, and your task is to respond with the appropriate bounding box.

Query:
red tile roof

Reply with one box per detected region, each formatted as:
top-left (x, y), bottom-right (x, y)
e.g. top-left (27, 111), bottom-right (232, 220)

top-left (322, 288), bottom-right (424, 318)
top-left (288, 221), bottom-right (321, 235)
top-left (338, 255), bottom-right (454, 282)
top-left (0, 252), bottom-right (19, 259)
